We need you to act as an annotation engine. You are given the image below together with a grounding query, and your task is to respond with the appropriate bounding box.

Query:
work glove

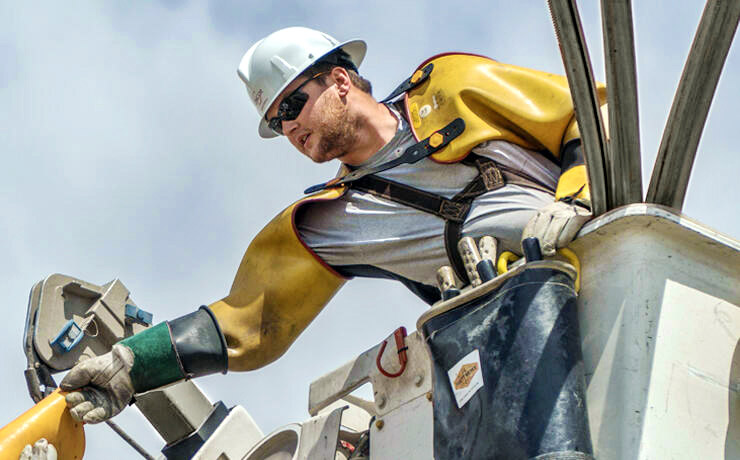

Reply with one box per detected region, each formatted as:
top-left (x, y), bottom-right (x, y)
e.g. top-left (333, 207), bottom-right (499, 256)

top-left (522, 200), bottom-right (591, 257)
top-left (60, 343), bottom-right (136, 424)
top-left (19, 439), bottom-right (57, 460)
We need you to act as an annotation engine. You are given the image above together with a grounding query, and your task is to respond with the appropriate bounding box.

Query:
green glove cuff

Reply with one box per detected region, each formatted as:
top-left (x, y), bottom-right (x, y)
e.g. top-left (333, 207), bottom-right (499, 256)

top-left (119, 322), bottom-right (184, 393)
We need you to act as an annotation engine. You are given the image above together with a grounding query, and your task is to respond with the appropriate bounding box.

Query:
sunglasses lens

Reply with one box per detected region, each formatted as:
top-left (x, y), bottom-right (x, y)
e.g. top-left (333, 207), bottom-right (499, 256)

top-left (281, 92), bottom-right (309, 119)
top-left (266, 72), bottom-right (326, 136)
top-left (268, 91), bottom-right (310, 135)
top-left (268, 117), bottom-right (283, 135)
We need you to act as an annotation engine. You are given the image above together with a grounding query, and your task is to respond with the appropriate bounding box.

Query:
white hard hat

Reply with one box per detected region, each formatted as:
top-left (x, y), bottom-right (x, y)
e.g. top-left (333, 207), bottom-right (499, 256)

top-left (238, 27), bottom-right (367, 138)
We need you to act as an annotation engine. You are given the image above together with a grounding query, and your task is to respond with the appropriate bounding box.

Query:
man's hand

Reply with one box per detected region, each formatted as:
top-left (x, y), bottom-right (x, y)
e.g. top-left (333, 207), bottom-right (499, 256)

top-left (19, 439), bottom-right (57, 460)
top-left (60, 344), bottom-right (136, 424)
top-left (522, 201), bottom-right (591, 257)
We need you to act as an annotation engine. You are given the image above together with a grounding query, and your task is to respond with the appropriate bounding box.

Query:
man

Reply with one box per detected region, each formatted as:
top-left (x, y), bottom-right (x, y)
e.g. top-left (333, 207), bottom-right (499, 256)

top-left (57, 26), bottom-right (594, 428)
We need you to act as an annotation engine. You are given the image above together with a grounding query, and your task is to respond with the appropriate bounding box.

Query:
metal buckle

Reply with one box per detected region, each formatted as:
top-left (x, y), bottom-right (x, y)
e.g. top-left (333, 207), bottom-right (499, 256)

top-left (439, 200), bottom-right (470, 222)
top-left (479, 161), bottom-right (505, 190)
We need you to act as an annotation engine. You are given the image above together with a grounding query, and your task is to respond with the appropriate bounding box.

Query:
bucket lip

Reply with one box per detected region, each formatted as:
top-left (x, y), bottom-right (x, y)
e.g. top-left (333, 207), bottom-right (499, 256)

top-left (243, 423), bottom-right (302, 459)
top-left (416, 260), bottom-right (577, 332)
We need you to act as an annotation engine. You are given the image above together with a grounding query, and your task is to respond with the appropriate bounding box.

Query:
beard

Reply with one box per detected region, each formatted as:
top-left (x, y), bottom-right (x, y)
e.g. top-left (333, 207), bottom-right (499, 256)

top-left (313, 93), bottom-right (363, 163)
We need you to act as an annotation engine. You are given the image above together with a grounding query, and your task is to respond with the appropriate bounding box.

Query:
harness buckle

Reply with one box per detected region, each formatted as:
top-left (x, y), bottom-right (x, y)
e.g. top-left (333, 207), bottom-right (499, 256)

top-left (478, 160), bottom-right (505, 190)
top-left (439, 200), bottom-right (470, 222)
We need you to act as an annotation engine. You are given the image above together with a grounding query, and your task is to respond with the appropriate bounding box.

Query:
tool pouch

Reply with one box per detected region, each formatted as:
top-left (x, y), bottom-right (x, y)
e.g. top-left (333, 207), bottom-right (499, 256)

top-left (419, 263), bottom-right (594, 460)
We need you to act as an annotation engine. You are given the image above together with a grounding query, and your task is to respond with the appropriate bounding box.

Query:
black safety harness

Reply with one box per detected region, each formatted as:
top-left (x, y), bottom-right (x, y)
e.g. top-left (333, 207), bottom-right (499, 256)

top-left (304, 63), bottom-right (554, 284)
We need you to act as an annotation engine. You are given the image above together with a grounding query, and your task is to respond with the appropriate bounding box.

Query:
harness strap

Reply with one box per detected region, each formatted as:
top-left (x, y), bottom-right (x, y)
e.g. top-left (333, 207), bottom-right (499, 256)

top-left (441, 156), bottom-right (505, 283)
top-left (380, 63), bottom-right (434, 103)
top-left (352, 154), bottom-right (507, 284)
top-left (305, 118), bottom-right (465, 194)
top-left (352, 175), bottom-right (472, 223)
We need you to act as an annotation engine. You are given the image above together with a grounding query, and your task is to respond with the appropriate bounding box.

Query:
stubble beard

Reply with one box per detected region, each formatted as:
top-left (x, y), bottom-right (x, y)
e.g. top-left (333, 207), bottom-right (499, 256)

top-left (313, 93), bottom-right (363, 163)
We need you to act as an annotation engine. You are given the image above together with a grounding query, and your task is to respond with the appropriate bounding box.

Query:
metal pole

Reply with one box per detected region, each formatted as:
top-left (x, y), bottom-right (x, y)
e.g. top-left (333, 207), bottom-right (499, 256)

top-left (601, 0), bottom-right (643, 207)
top-left (106, 420), bottom-right (156, 460)
top-left (646, 0), bottom-right (740, 209)
top-left (547, 0), bottom-right (610, 217)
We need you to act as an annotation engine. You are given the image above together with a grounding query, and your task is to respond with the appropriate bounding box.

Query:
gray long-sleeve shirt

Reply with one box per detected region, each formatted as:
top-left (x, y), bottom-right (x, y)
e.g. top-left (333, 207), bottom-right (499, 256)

top-left (297, 108), bottom-right (558, 302)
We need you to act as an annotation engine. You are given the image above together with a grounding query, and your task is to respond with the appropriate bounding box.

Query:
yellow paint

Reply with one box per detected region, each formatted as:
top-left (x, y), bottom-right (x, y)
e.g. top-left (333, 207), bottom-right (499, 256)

top-left (0, 389), bottom-right (85, 460)
top-left (209, 188), bottom-right (347, 371)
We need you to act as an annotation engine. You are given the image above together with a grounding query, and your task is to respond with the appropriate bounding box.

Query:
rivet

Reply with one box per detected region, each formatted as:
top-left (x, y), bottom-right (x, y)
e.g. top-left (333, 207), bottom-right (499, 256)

top-left (426, 392), bottom-right (433, 401)
top-left (375, 419), bottom-right (385, 430)
top-left (410, 69), bottom-right (424, 84)
top-left (429, 132), bottom-right (444, 148)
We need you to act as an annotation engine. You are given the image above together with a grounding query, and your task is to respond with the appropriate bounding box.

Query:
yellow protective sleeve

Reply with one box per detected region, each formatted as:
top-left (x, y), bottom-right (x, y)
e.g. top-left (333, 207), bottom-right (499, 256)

top-left (405, 53), bottom-right (606, 204)
top-left (406, 53), bottom-right (607, 161)
top-left (556, 104), bottom-right (609, 205)
top-left (209, 188), bottom-right (347, 371)
top-left (555, 164), bottom-right (590, 202)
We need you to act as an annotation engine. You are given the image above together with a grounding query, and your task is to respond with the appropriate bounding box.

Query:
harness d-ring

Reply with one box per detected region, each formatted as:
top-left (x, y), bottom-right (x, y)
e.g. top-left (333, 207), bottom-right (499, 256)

top-left (376, 326), bottom-right (408, 378)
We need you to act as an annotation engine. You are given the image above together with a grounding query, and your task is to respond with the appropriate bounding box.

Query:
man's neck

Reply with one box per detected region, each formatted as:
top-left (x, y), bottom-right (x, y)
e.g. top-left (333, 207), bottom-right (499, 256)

top-left (340, 101), bottom-right (398, 166)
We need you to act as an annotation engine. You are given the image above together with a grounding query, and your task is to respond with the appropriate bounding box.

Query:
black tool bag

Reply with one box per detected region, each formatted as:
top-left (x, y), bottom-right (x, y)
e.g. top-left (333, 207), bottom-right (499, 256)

top-left (419, 263), bottom-right (594, 460)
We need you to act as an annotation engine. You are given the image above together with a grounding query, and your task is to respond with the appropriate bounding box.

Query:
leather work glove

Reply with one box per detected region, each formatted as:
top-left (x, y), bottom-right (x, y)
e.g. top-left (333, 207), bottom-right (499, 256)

top-left (19, 439), bottom-right (57, 460)
top-left (522, 200), bottom-right (592, 257)
top-left (60, 344), bottom-right (136, 424)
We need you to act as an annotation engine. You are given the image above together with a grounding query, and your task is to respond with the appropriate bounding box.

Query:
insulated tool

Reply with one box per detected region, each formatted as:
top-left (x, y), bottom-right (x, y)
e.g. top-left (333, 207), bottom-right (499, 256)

top-left (476, 236), bottom-right (497, 282)
top-left (457, 237), bottom-right (483, 287)
top-left (436, 266), bottom-right (460, 300)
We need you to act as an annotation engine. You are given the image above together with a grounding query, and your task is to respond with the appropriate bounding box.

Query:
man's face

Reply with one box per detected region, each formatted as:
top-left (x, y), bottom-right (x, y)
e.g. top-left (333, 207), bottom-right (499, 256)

top-left (265, 69), bottom-right (360, 163)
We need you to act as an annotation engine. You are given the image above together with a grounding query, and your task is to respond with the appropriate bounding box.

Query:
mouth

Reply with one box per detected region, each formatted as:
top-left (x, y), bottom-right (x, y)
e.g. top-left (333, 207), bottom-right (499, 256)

top-left (299, 132), bottom-right (310, 148)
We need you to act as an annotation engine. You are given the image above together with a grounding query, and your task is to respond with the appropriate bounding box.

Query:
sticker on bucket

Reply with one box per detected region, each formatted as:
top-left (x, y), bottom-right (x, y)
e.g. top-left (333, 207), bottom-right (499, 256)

top-left (447, 349), bottom-right (484, 408)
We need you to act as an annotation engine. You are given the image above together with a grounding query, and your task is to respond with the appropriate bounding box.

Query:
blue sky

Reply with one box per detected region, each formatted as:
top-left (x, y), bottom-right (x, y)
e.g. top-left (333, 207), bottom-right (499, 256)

top-left (1, 1), bottom-right (737, 457)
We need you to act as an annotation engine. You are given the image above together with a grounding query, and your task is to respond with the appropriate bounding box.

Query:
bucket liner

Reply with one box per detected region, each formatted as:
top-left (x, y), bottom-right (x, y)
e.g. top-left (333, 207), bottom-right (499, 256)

top-left (419, 262), bottom-right (593, 459)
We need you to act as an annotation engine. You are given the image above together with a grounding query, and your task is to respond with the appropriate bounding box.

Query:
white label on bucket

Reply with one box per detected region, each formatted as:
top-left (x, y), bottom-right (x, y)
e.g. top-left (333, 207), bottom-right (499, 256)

top-left (447, 349), bottom-right (484, 408)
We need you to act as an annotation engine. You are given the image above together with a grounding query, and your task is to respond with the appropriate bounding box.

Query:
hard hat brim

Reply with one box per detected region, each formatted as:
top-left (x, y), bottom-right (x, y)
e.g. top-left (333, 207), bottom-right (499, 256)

top-left (258, 38), bottom-right (367, 138)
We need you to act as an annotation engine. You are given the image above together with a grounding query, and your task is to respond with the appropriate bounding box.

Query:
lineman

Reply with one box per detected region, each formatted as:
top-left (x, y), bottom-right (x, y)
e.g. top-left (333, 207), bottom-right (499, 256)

top-left (58, 26), bottom-right (595, 426)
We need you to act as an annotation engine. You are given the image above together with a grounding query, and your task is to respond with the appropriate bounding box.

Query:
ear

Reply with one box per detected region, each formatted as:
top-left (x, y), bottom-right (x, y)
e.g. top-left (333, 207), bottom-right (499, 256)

top-left (330, 67), bottom-right (352, 97)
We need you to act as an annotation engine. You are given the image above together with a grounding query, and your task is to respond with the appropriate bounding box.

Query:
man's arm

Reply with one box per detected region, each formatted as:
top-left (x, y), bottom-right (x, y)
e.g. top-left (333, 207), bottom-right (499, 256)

top-left (208, 189), bottom-right (347, 371)
top-left (523, 139), bottom-right (594, 256)
top-left (61, 189), bottom-right (347, 423)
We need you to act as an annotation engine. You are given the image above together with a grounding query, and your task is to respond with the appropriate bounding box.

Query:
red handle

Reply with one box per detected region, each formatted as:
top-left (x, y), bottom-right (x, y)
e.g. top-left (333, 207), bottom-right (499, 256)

top-left (376, 326), bottom-right (408, 378)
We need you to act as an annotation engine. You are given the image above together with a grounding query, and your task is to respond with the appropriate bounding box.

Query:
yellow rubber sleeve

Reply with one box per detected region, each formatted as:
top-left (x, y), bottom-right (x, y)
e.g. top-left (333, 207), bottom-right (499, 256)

top-left (555, 164), bottom-right (590, 203)
top-left (405, 53), bottom-right (608, 163)
top-left (209, 188), bottom-right (347, 371)
top-left (0, 389), bottom-right (85, 460)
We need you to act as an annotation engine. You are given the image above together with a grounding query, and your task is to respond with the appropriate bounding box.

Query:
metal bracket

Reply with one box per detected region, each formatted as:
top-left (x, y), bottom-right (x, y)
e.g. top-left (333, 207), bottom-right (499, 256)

top-left (49, 319), bottom-right (85, 353)
top-left (125, 303), bottom-right (154, 326)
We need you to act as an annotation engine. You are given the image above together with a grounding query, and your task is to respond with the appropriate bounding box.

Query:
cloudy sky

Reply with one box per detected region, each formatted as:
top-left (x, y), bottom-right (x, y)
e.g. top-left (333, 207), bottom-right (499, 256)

top-left (1, 1), bottom-right (737, 458)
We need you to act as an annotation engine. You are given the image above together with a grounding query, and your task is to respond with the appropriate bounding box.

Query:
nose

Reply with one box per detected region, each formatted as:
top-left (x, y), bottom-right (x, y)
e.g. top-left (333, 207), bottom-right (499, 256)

top-left (282, 118), bottom-right (300, 137)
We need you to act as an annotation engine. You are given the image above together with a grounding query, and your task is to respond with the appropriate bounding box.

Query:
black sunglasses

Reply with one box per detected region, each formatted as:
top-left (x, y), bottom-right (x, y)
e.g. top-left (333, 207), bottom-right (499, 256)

top-left (267, 71), bottom-right (328, 135)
